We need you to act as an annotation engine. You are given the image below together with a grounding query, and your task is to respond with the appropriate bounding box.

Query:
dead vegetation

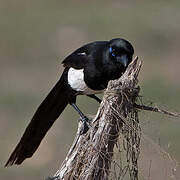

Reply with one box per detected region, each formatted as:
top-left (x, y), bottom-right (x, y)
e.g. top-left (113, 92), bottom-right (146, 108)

top-left (48, 57), bottom-right (179, 180)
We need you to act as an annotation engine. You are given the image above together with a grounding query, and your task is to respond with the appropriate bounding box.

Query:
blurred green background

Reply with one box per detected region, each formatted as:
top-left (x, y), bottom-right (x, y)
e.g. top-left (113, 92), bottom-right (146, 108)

top-left (1, 0), bottom-right (180, 179)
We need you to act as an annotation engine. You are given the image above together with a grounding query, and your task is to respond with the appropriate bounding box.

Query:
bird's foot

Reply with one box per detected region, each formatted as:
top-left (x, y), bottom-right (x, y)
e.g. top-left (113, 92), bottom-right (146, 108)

top-left (79, 116), bottom-right (91, 134)
top-left (45, 176), bottom-right (59, 180)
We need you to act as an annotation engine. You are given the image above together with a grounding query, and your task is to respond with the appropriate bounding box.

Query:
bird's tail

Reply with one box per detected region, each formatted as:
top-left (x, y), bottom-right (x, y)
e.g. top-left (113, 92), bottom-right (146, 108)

top-left (5, 71), bottom-right (69, 167)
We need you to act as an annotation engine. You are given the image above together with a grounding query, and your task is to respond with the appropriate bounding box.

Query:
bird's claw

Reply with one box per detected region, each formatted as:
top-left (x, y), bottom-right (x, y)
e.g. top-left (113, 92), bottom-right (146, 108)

top-left (79, 116), bottom-right (91, 134)
top-left (45, 176), bottom-right (59, 180)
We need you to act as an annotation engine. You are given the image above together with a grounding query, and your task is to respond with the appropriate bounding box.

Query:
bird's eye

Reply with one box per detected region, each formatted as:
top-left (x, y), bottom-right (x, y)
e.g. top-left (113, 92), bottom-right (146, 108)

top-left (109, 47), bottom-right (116, 57)
top-left (111, 52), bottom-right (116, 57)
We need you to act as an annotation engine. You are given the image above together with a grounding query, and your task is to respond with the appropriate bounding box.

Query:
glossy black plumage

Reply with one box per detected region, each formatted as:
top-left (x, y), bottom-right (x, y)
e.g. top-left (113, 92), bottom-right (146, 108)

top-left (5, 69), bottom-right (72, 166)
top-left (5, 38), bottom-right (134, 166)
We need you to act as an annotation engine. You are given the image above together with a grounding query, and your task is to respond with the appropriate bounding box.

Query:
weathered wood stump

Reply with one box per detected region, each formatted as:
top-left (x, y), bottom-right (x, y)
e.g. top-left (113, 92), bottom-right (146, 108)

top-left (52, 56), bottom-right (142, 180)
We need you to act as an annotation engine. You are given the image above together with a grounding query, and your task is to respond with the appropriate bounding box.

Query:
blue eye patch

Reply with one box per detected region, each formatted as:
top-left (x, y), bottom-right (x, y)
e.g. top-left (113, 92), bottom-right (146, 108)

top-left (109, 47), bottom-right (116, 57)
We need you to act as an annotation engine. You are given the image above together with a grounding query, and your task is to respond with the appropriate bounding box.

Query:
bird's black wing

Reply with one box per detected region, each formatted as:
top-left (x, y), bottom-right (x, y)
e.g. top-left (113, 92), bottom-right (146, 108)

top-left (62, 41), bottom-right (107, 69)
top-left (62, 47), bottom-right (89, 69)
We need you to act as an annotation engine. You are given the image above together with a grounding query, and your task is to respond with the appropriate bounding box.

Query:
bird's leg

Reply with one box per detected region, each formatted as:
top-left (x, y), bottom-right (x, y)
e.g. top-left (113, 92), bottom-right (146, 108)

top-left (71, 103), bottom-right (91, 134)
top-left (87, 94), bottom-right (102, 103)
top-left (45, 176), bottom-right (59, 180)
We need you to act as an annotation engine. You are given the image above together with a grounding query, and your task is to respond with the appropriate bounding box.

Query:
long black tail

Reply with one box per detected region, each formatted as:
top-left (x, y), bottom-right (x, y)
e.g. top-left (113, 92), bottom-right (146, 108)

top-left (5, 72), bottom-right (69, 166)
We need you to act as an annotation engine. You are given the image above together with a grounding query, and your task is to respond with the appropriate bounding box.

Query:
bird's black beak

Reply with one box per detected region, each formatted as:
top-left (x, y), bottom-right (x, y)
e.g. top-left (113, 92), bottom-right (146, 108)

top-left (117, 54), bottom-right (129, 67)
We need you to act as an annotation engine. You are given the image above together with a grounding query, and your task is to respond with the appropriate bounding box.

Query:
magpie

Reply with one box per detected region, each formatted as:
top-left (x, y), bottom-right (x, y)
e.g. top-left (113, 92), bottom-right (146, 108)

top-left (5, 38), bottom-right (134, 166)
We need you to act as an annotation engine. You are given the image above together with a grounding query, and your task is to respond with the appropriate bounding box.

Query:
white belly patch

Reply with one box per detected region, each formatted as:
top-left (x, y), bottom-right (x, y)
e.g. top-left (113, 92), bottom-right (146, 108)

top-left (68, 67), bottom-right (104, 95)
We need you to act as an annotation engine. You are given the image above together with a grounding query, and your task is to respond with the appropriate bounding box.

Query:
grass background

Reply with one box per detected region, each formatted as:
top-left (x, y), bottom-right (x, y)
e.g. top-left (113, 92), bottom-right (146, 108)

top-left (0, 0), bottom-right (180, 179)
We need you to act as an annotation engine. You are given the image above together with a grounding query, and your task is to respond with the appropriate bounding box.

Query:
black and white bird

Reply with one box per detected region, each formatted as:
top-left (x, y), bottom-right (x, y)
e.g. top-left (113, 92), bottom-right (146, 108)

top-left (5, 38), bottom-right (134, 166)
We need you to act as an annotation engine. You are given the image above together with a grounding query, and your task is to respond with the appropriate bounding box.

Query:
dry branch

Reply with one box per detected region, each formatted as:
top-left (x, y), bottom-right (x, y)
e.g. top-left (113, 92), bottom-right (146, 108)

top-left (134, 104), bottom-right (180, 117)
top-left (49, 56), bottom-right (142, 180)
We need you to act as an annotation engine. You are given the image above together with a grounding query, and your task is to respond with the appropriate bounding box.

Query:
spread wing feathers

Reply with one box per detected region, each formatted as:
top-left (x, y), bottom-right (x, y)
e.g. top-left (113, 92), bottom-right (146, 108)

top-left (5, 71), bottom-right (69, 166)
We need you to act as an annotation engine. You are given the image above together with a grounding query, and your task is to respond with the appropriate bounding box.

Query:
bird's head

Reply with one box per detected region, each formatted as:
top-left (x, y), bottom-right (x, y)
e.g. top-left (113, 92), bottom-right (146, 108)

top-left (108, 38), bottom-right (134, 68)
top-left (101, 38), bottom-right (134, 81)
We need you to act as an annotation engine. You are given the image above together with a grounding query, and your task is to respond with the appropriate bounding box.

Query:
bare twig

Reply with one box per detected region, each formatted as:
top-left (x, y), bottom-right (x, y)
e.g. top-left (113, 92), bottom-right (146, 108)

top-left (134, 104), bottom-right (180, 117)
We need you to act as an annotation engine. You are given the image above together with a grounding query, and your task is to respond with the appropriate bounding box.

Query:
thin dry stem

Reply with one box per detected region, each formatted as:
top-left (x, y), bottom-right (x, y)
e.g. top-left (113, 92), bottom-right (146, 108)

top-left (134, 104), bottom-right (180, 117)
